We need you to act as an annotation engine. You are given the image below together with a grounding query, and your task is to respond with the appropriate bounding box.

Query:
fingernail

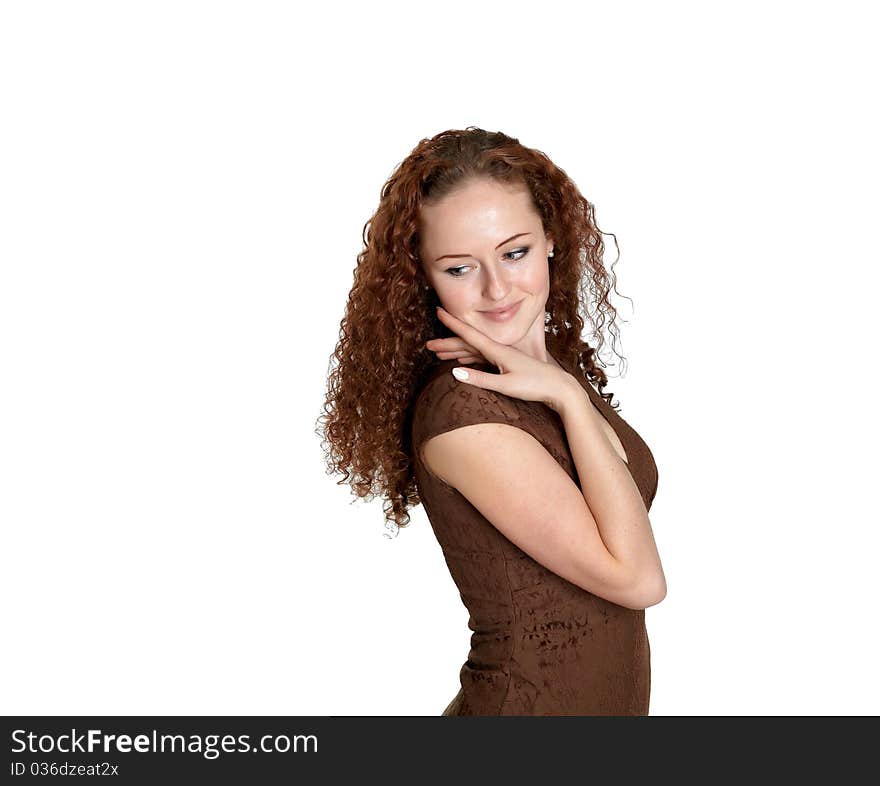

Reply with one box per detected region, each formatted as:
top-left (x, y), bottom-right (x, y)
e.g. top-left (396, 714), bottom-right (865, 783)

top-left (452, 368), bottom-right (468, 381)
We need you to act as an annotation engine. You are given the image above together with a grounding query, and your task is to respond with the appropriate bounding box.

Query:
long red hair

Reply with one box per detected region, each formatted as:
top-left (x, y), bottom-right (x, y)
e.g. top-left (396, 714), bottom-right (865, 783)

top-left (317, 127), bottom-right (629, 537)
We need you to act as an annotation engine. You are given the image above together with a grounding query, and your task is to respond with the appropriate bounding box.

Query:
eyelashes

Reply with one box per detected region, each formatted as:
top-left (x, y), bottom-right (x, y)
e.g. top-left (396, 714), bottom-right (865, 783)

top-left (445, 246), bottom-right (531, 278)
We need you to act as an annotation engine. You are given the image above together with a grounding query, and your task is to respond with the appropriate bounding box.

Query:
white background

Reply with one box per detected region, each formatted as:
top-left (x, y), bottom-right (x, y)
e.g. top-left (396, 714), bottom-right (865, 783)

top-left (2, 1), bottom-right (877, 715)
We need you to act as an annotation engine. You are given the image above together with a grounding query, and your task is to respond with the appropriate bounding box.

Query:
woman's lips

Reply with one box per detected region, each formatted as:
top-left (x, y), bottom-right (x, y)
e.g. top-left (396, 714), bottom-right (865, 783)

top-left (480, 299), bottom-right (523, 322)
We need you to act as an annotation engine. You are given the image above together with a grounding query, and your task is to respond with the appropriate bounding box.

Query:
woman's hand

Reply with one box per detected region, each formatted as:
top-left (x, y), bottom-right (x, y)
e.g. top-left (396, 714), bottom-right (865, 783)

top-left (431, 306), bottom-right (577, 413)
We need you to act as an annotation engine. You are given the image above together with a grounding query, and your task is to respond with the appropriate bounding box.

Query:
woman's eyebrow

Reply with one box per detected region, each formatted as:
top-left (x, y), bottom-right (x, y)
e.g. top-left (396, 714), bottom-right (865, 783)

top-left (434, 232), bottom-right (532, 263)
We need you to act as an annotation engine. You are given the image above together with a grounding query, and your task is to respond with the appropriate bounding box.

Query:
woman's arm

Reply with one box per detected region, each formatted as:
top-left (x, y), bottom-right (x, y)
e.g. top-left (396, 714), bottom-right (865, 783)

top-left (422, 421), bottom-right (657, 610)
top-left (556, 377), bottom-right (666, 607)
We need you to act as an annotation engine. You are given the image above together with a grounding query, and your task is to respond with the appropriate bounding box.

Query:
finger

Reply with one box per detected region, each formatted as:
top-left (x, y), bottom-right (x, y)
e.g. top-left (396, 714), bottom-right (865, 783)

top-left (450, 364), bottom-right (509, 394)
top-left (433, 349), bottom-right (484, 361)
top-left (441, 354), bottom-right (489, 365)
top-left (426, 338), bottom-right (479, 355)
top-left (436, 306), bottom-right (506, 361)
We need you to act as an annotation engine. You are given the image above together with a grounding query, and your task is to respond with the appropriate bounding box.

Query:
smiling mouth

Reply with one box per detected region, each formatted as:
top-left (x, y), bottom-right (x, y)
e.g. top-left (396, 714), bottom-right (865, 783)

top-left (479, 299), bottom-right (524, 320)
top-left (481, 299), bottom-right (523, 314)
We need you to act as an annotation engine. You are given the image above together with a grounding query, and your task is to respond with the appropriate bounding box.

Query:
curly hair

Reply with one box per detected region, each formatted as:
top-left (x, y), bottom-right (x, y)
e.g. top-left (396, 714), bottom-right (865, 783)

top-left (317, 127), bottom-right (630, 538)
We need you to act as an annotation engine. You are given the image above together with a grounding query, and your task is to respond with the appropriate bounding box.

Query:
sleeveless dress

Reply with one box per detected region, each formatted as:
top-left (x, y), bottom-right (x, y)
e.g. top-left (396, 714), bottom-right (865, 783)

top-left (409, 353), bottom-right (660, 716)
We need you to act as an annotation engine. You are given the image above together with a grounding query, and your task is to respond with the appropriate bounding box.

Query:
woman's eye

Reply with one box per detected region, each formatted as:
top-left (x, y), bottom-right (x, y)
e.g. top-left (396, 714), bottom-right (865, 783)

top-left (445, 246), bottom-right (530, 277)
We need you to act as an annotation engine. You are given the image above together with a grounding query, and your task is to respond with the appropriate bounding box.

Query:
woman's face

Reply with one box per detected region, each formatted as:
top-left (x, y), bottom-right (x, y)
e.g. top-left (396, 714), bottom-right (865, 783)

top-left (418, 178), bottom-right (554, 354)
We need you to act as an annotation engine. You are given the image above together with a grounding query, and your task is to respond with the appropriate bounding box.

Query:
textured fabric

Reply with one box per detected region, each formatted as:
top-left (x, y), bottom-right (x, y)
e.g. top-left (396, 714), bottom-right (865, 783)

top-left (410, 352), bottom-right (659, 716)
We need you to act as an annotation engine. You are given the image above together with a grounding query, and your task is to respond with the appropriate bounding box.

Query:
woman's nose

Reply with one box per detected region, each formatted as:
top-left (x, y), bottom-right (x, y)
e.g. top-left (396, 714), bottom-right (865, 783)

top-left (481, 267), bottom-right (511, 299)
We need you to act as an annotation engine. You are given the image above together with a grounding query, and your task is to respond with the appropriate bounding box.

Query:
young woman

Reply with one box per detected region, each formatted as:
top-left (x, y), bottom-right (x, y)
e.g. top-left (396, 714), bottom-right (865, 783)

top-left (320, 127), bottom-right (665, 715)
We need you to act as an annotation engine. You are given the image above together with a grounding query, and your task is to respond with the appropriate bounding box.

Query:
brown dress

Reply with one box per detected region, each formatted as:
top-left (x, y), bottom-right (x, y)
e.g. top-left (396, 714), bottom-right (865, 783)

top-left (409, 353), bottom-right (660, 716)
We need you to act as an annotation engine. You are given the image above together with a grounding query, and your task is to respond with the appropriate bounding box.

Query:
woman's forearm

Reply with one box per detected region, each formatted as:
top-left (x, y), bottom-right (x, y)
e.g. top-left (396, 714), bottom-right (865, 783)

top-left (556, 377), bottom-right (666, 602)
